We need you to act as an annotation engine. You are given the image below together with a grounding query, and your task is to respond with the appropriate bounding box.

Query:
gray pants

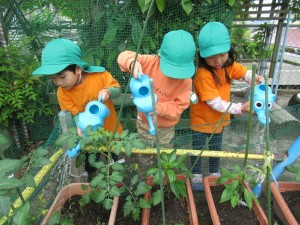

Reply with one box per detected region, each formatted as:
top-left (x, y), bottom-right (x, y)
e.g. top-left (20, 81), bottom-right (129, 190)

top-left (135, 119), bottom-right (174, 180)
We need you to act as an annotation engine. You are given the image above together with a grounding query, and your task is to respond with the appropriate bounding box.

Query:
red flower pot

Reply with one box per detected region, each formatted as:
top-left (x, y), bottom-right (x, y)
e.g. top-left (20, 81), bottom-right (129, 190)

top-left (270, 181), bottom-right (300, 225)
top-left (203, 176), bottom-right (268, 225)
top-left (41, 183), bottom-right (119, 225)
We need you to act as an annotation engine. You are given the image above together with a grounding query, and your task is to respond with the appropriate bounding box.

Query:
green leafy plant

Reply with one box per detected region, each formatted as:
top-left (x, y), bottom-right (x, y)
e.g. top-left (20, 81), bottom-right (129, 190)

top-left (0, 147), bottom-right (51, 224)
top-left (216, 164), bottom-right (260, 211)
top-left (146, 149), bottom-right (193, 205)
top-left (54, 125), bottom-right (150, 221)
top-left (286, 164), bottom-right (300, 181)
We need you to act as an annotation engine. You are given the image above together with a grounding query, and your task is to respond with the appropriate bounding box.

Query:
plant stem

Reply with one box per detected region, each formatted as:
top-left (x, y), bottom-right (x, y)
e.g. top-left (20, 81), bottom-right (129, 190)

top-left (17, 187), bottom-right (25, 204)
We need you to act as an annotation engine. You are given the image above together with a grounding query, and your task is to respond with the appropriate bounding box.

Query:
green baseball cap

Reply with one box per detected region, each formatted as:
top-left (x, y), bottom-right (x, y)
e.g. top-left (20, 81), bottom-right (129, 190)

top-left (32, 38), bottom-right (105, 76)
top-left (198, 22), bottom-right (230, 58)
top-left (159, 30), bottom-right (196, 79)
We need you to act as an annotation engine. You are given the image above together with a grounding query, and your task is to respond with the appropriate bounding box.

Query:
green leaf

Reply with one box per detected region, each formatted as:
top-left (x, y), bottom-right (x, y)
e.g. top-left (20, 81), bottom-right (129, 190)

top-left (226, 0), bottom-right (235, 6)
top-left (79, 194), bottom-right (90, 206)
top-left (32, 157), bottom-right (51, 168)
top-left (91, 189), bottom-right (107, 203)
top-left (114, 141), bottom-right (122, 155)
top-left (131, 21), bottom-right (143, 44)
top-left (170, 180), bottom-right (186, 199)
top-left (181, 0), bottom-right (193, 15)
top-left (0, 196), bottom-right (11, 216)
top-left (76, 154), bottom-right (86, 168)
top-left (131, 174), bottom-right (139, 186)
top-left (109, 185), bottom-right (121, 197)
top-left (101, 27), bottom-right (118, 46)
top-left (244, 189), bottom-right (253, 210)
top-left (166, 170), bottom-right (176, 183)
top-left (230, 195), bottom-right (239, 208)
top-left (111, 171), bottom-right (124, 183)
top-left (156, 0), bottom-right (165, 13)
top-left (89, 174), bottom-right (104, 187)
top-left (103, 198), bottom-right (113, 210)
top-left (152, 189), bottom-right (162, 206)
top-left (219, 187), bottom-right (233, 203)
top-left (47, 211), bottom-right (61, 225)
top-left (124, 200), bottom-right (133, 216)
top-left (0, 178), bottom-right (23, 190)
top-left (134, 183), bottom-right (151, 196)
top-left (112, 162), bottom-right (124, 171)
top-left (139, 198), bottom-right (151, 208)
top-left (146, 167), bottom-right (158, 176)
top-left (12, 202), bottom-right (31, 225)
top-left (0, 159), bottom-right (21, 176)
top-left (125, 142), bottom-right (133, 155)
top-left (23, 174), bottom-right (36, 188)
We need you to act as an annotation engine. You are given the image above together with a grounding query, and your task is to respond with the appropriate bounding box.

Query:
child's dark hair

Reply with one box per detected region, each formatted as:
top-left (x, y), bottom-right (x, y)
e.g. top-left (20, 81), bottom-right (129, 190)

top-left (60, 64), bottom-right (77, 74)
top-left (197, 46), bottom-right (238, 85)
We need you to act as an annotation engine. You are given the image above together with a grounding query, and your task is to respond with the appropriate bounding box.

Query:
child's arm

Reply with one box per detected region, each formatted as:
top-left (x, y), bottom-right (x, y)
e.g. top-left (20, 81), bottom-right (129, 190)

top-left (239, 70), bottom-right (264, 84)
top-left (206, 97), bottom-right (244, 114)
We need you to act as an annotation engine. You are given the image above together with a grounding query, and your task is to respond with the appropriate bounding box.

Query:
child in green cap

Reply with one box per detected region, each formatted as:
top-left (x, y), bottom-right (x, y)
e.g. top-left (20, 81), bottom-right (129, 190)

top-left (190, 22), bottom-right (264, 191)
top-left (32, 38), bottom-right (122, 180)
top-left (117, 29), bottom-right (196, 179)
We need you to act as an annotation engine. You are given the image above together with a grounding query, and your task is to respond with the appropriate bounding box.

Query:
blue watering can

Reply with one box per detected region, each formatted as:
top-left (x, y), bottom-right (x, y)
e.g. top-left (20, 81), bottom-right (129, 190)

top-left (66, 95), bottom-right (110, 158)
top-left (130, 73), bottom-right (157, 135)
top-left (250, 83), bottom-right (276, 125)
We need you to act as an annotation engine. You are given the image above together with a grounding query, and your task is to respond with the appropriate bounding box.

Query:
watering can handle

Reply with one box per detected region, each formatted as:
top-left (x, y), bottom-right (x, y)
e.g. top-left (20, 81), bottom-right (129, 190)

top-left (137, 72), bottom-right (142, 81)
top-left (98, 94), bottom-right (103, 102)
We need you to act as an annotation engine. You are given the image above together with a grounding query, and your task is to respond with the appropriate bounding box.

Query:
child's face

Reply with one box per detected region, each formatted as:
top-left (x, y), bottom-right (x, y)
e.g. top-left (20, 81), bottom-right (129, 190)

top-left (204, 53), bottom-right (229, 69)
top-left (50, 69), bottom-right (80, 90)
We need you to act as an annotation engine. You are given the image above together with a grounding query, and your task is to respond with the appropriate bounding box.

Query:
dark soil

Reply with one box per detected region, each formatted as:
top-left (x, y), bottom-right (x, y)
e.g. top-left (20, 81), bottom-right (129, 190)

top-left (61, 195), bottom-right (112, 225)
top-left (211, 185), bottom-right (262, 225)
top-left (60, 195), bottom-right (141, 225)
top-left (148, 193), bottom-right (190, 225)
top-left (280, 190), bottom-right (300, 222)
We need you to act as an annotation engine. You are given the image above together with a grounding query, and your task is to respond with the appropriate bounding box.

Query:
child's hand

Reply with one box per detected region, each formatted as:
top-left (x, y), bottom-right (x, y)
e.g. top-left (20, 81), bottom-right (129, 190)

top-left (77, 126), bottom-right (83, 137)
top-left (130, 61), bottom-right (144, 78)
top-left (241, 101), bottom-right (253, 113)
top-left (255, 75), bottom-right (264, 84)
top-left (98, 89), bottom-right (110, 103)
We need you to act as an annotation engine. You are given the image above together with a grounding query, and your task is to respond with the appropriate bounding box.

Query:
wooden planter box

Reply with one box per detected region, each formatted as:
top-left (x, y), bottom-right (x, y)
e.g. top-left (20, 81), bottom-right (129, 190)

top-left (203, 176), bottom-right (268, 225)
top-left (41, 183), bottom-right (119, 225)
top-left (141, 174), bottom-right (199, 225)
top-left (270, 181), bottom-right (300, 225)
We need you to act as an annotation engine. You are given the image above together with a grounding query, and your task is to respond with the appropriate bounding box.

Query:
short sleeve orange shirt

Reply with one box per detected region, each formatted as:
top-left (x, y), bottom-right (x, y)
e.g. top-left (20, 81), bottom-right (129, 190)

top-left (57, 71), bottom-right (122, 133)
top-left (190, 62), bottom-right (247, 133)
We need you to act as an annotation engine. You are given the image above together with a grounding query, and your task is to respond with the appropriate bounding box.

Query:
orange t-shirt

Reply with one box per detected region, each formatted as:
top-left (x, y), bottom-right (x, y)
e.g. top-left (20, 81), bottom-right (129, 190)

top-left (57, 71), bottom-right (122, 133)
top-left (118, 51), bottom-right (192, 128)
top-left (190, 62), bottom-right (247, 133)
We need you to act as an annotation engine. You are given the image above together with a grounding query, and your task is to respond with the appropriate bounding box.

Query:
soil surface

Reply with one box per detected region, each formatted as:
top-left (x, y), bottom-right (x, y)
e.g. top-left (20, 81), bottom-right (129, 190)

top-left (211, 185), bottom-right (262, 225)
top-left (280, 190), bottom-right (300, 222)
top-left (148, 193), bottom-right (190, 225)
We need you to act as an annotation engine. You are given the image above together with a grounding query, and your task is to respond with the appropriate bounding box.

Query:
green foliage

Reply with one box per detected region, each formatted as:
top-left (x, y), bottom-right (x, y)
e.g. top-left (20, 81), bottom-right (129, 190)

top-left (0, 147), bottom-right (51, 224)
top-left (146, 150), bottom-right (192, 205)
top-left (0, 39), bottom-right (53, 126)
top-left (123, 174), bottom-right (151, 221)
top-left (55, 126), bottom-right (148, 221)
top-left (286, 164), bottom-right (300, 181)
top-left (231, 23), bottom-right (273, 60)
top-left (216, 164), bottom-right (260, 211)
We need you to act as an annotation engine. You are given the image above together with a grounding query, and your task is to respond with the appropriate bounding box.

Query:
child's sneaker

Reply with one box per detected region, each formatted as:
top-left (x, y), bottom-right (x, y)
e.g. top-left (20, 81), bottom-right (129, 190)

top-left (191, 174), bottom-right (204, 191)
top-left (210, 172), bottom-right (221, 177)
